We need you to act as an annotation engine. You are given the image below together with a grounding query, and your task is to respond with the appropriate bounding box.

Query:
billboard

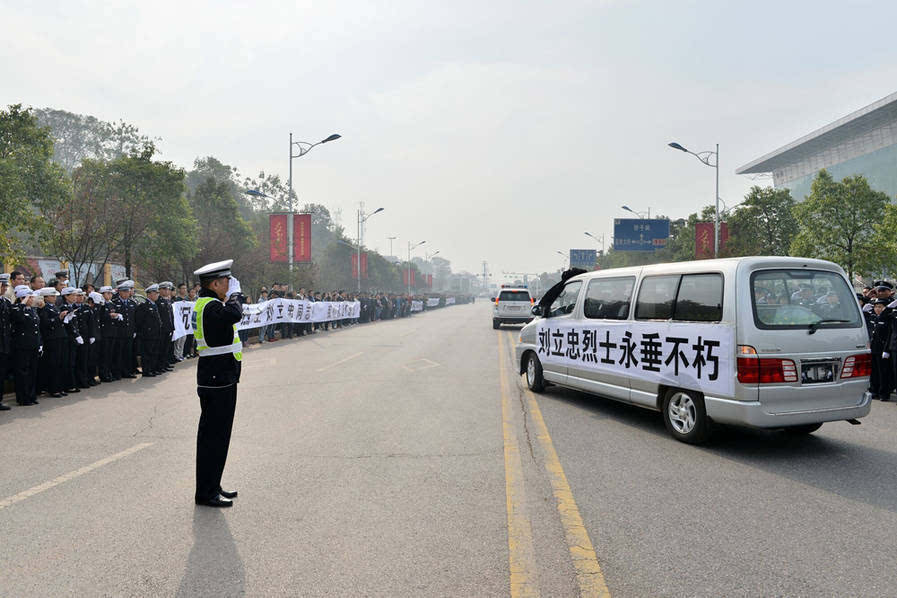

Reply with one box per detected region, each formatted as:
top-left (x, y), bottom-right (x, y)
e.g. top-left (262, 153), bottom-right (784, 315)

top-left (569, 249), bottom-right (597, 270)
top-left (613, 219), bottom-right (670, 251)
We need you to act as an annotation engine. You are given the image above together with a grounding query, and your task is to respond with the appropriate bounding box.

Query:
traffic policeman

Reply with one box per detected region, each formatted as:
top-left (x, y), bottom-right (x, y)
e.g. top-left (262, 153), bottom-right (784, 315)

top-left (135, 284), bottom-right (163, 377)
top-left (11, 286), bottom-right (41, 406)
top-left (111, 281), bottom-right (137, 379)
top-left (191, 259), bottom-right (244, 508)
top-left (0, 274), bottom-right (11, 411)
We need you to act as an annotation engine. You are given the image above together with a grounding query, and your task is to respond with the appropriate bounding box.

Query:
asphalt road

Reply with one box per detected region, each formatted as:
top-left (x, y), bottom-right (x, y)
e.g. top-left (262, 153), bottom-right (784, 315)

top-left (1, 303), bottom-right (895, 597)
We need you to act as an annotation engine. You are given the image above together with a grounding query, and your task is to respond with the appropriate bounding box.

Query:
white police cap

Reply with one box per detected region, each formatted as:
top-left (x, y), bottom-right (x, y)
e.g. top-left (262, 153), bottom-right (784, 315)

top-left (145, 283), bottom-right (160, 293)
top-left (14, 285), bottom-right (33, 299)
top-left (0, 274), bottom-right (9, 284)
top-left (159, 281), bottom-right (174, 289)
top-left (38, 287), bottom-right (59, 297)
top-left (99, 286), bottom-right (114, 293)
top-left (89, 291), bottom-right (104, 304)
top-left (193, 259), bottom-right (233, 280)
top-left (116, 279), bottom-right (135, 290)
top-left (61, 286), bottom-right (79, 296)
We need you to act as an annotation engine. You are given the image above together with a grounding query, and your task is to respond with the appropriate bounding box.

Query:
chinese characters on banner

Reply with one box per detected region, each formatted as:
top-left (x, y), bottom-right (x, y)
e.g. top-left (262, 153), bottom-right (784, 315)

top-left (535, 320), bottom-right (735, 397)
top-left (694, 222), bottom-right (729, 259)
top-left (294, 213), bottom-right (312, 262)
top-left (269, 214), bottom-right (288, 262)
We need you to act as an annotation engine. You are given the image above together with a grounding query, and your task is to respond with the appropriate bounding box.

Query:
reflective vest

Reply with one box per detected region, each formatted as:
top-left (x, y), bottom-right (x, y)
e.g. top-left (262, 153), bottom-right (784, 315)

top-left (191, 297), bottom-right (242, 361)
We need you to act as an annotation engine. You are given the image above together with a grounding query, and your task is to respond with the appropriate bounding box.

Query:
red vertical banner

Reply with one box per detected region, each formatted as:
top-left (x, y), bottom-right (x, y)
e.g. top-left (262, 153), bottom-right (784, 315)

top-left (694, 222), bottom-right (729, 259)
top-left (351, 253), bottom-right (359, 278)
top-left (361, 252), bottom-right (368, 278)
top-left (293, 214), bottom-right (312, 262)
top-left (411, 269), bottom-right (416, 287)
top-left (402, 269), bottom-right (409, 286)
top-left (269, 214), bottom-right (288, 262)
top-left (427, 274), bottom-right (432, 288)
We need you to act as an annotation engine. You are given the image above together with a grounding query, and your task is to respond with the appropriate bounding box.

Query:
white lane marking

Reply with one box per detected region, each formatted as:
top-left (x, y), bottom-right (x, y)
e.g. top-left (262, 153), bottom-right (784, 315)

top-left (0, 442), bottom-right (154, 511)
top-left (402, 358), bottom-right (441, 372)
top-left (316, 352), bottom-right (364, 372)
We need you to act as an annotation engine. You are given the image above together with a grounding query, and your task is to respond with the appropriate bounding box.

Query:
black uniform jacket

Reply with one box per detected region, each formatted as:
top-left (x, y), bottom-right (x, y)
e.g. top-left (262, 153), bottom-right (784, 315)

top-left (135, 299), bottom-right (162, 339)
top-left (868, 310), bottom-right (897, 354)
top-left (39, 302), bottom-right (68, 341)
top-left (196, 289), bottom-right (243, 388)
top-left (0, 297), bottom-right (11, 354)
top-left (11, 303), bottom-right (41, 351)
top-left (110, 296), bottom-right (136, 339)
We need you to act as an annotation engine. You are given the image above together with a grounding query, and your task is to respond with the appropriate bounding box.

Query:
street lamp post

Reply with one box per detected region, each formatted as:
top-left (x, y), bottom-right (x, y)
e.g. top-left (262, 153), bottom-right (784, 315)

top-left (407, 240), bottom-right (426, 294)
top-left (287, 132), bottom-right (341, 282)
top-left (555, 250), bottom-right (568, 271)
top-left (669, 141), bottom-right (720, 257)
top-left (621, 205), bottom-right (650, 219)
top-left (584, 231), bottom-right (605, 254)
top-left (387, 236), bottom-right (397, 257)
top-left (356, 203), bottom-right (384, 292)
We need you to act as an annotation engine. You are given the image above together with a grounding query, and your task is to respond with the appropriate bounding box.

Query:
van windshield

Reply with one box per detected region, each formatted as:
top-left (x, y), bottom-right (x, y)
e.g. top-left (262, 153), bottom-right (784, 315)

top-left (751, 269), bottom-right (861, 329)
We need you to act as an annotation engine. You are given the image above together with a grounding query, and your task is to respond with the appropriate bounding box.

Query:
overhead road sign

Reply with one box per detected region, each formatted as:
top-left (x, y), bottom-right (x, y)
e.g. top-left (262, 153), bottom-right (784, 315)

top-left (613, 219), bottom-right (670, 251)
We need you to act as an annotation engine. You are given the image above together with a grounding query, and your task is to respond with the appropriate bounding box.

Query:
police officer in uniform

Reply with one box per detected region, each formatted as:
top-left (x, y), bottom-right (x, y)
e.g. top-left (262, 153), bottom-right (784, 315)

top-left (111, 281), bottom-right (137, 379)
top-left (135, 284), bottom-right (163, 377)
top-left (97, 286), bottom-right (118, 382)
top-left (11, 286), bottom-right (42, 405)
top-left (191, 260), bottom-right (243, 507)
top-left (0, 274), bottom-right (12, 410)
top-left (157, 281), bottom-right (176, 371)
top-left (37, 288), bottom-right (68, 398)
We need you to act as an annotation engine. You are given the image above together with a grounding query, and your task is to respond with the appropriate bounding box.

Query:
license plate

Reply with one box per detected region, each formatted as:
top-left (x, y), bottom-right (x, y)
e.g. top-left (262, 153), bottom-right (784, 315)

top-left (801, 362), bottom-right (835, 384)
top-left (506, 306), bottom-right (521, 311)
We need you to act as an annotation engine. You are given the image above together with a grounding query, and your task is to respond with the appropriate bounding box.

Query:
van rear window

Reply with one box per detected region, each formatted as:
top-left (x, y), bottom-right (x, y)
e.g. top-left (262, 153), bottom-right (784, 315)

top-left (751, 269), bottom-right (861, 329)
top-left (499, 290), bottom-right (530, 301)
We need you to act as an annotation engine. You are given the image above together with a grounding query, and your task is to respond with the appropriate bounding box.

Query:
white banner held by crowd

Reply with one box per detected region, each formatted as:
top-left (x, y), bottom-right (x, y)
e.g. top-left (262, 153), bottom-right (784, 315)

top-left (535, 320), bottom-right (735, 397)
top-left (172, 299), bottom-right (361, 341)
top-left (411, 300), bottom-right (424, 312)
top-left (426, 298), bottom-right (440, 307)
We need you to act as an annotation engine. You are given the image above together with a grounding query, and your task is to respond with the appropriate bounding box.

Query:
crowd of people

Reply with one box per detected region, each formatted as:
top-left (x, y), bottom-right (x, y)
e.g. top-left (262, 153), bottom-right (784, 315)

top-left (0, 269), bottom-right (465, 411)
top-left (858, 281), bottom-right (897, 403)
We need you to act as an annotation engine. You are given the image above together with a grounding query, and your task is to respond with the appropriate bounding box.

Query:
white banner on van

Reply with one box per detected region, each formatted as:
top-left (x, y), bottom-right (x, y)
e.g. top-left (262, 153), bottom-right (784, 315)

top-left (534, 320), bottom-right (736, 397)
top-left (171, 299), bottom-right (361, 341)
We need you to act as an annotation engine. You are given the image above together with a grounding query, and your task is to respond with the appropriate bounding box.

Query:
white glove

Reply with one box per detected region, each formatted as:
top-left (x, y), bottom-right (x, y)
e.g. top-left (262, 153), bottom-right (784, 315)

top-left (884, 352), bottom-right (891, 359)
top-left (115, 313), bottom-right (123, 321)
top-left (64, 311), bottom-right (75, 323)
top-left (89, 337), bottom-right (95, 344)
top-left (133, 333), bottom-right (137, 338)
top-left (39, 345), bottom-right (43, 355)
top-left (226, 277), bottom-right (242, 299)
top-left (75, 336), bottom-right (84, 345)
top-left (888, 300), bottom-right (897, 309)
top-left (863, 303), bottom-right (874, 313)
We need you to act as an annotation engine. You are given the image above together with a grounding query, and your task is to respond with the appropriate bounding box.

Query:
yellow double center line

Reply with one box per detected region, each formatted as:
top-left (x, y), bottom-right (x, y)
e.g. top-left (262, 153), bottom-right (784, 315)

top-left (498, 331), bottom-right (611, 598)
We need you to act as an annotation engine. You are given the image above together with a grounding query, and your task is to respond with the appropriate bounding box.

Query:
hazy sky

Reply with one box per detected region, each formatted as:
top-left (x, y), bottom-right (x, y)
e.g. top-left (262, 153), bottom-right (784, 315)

top-left (4, 0), bottom-right (897, 280)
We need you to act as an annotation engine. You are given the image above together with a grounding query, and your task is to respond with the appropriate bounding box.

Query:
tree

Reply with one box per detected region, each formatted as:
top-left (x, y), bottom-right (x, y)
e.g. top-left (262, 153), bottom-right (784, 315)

top-left (0, 104), bottom-right (68, 262)
top-left (31, 108), bottom-right (157, 173)
top-left (189, 177), bottom-right (256, 270)
top-left (791, 170), bottom-right (889, 281)
top-left (726, 186), bottom-right (796, 256)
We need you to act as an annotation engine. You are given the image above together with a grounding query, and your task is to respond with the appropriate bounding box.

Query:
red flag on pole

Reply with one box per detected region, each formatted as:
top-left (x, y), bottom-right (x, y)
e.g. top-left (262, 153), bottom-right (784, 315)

top-left (695, 222), bottom-right (729, 259)
top-left (293, 214), bottom-right (312, 262)
top-left (269, 214), bottom-right (288, 262)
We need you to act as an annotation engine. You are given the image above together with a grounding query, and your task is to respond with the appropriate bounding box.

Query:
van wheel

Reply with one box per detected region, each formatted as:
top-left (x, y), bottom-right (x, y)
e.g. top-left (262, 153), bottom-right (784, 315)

top-left (525, 352), bottom-right (545, 393)
top-left (492, 319), bottom-right (501, 329)
top-left (662, 389), bottom-right (711, 444)
top-left (783, 423), bottom-right (823, 435)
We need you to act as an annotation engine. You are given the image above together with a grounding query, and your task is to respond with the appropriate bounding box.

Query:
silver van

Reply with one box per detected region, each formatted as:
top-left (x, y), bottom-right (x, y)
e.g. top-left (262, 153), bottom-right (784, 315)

top-left (515, 257), bottom-right (872, 443)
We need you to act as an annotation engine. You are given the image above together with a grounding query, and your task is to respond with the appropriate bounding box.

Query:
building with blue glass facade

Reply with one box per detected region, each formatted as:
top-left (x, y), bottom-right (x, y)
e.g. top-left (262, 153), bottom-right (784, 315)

top-left (736, 91), bottom-right (897, 201)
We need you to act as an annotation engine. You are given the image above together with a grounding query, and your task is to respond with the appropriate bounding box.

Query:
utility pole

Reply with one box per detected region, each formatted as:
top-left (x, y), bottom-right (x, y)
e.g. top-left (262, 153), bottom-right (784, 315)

top-left (388, 236), bottom-right (397, 257)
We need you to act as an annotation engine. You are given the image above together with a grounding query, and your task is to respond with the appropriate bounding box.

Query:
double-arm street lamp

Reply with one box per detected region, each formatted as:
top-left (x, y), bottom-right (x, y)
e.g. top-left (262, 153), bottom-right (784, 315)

top-left (669, 141), bottom-right (720, 257)
top-left (356, 204), bottom-right (384, 292)
top-left (621, 205), bottom-right (650, 219)
top-left (584, 231), bottom-right (606, 254)
top-left (407, 241), bottom-right (426, 294)
top-left (286, 132), bottom-right (341, 275)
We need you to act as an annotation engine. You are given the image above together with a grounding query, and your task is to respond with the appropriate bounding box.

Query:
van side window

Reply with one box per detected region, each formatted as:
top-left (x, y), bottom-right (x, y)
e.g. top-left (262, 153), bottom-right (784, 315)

top-left (635, 275), bottom-right (679, 320)
top-left (674, 274), bottom-right (723, 322)
top-left (548, 281), bottom-right (583, 317)
top-left (584, 277), bottom-right (635, 320)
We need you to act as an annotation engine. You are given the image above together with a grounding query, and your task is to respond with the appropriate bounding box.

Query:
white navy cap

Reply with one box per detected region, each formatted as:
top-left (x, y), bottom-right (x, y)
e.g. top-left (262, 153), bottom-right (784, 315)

top-left (99, 286), bottom-right (114, 293)
top-left (61, 286), bottom-right (79, 296)
top-left (89, 291), bottom-right (104, 304)
top-left (159, 281), bottom-right (174, 289)
top-left (116, 280), bottom-right (135, 290)
top-left (193, 259), bottom-right (233, 280)
top-left (145, 283), bottom-right (160, 293)
top-left (14, 285), bottom-right (33, 299)
top-left (38, 287), bottom-right (59, 297)
top-left (0, 274), bottom-right (9, 284)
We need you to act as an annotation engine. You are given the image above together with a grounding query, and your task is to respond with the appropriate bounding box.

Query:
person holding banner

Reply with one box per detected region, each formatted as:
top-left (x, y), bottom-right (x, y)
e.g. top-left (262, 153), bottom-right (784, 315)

top-left (191, 259), bottom-right (244, 508)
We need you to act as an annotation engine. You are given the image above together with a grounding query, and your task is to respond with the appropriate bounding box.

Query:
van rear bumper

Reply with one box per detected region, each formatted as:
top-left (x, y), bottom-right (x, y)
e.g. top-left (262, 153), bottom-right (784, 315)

top-left (705, 392), bottom-right (872, 428)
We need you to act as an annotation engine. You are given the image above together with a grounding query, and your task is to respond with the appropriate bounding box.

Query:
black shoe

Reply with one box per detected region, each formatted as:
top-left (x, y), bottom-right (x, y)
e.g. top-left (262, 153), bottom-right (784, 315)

top-left (123, 374), bottom-right (137, 379)
top-left (218, 488), bottom-right (238, 499)
top-left (0, 404), bottom-right (10, 411)
top-left (61, 391), bottom-right (69, 396)
top-left (68, 388), bottom-right (81, 393)
top-left (50, 393), bottom-right (63, 398)
top-left (882, 396), bottom-right (891, 402)
top-left (195, 494), bottom-right (233, 508)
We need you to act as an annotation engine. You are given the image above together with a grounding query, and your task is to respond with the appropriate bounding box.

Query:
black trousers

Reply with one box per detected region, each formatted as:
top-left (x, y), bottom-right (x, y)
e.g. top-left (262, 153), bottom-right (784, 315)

top-left (140, 337), bottom-right (159, 374)
top-left (871, 352), bottom-right (893, 397)
top-left (114, 336), bottom-right (134, 377)
top-left (14, 349), bottom-right (39, 404)
top-left (42, 338), bottom-right (68, 394)
top-left (100, 336), bottom-right (117, 380)
top-left (0, 352), bottom-right (9, 402)
top-left (195, 384), bottom-right (238, 501)
top-left (75, 342), bottom-right (90, 388)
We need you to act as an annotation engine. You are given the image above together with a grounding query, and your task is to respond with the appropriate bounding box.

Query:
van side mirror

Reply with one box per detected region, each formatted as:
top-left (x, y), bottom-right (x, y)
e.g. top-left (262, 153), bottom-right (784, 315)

top-left (490, 297), bottom-right (495, 302)
top-left (532, 304), bottom-right (545, 317)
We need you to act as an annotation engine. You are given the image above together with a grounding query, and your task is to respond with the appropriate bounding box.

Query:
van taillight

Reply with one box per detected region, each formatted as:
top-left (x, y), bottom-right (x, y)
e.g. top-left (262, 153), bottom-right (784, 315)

top-left (841, 353), bottom-right (871, 379)
top-left (736, 346), bottom-right (798, 384)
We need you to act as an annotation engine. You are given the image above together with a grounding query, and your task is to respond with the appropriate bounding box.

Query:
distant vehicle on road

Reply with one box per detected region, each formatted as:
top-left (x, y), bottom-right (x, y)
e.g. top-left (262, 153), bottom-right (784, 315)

top-left (516, 257), bottom-right (872, 444)
top-left (492, 286), bottom-right (534, 329)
